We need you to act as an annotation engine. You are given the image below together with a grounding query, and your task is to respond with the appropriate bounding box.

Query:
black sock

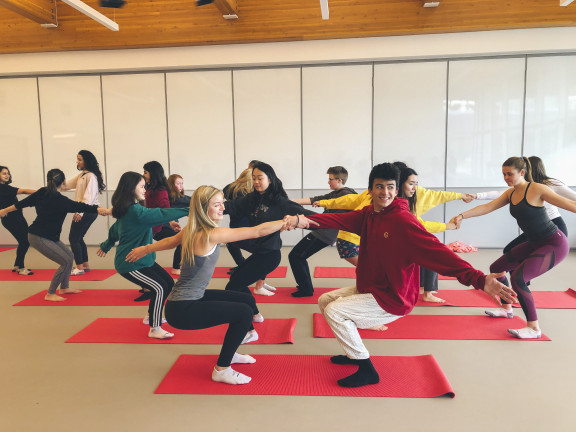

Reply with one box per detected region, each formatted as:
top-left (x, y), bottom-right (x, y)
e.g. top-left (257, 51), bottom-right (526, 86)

top-left (337, 358), bottom-right (379, 387)
top-left (291, 291), bottom-right (313, 297)
top-left (330, 355), bottom-right (361, 365)
top-left (133, 292), bottom-right (152, 302)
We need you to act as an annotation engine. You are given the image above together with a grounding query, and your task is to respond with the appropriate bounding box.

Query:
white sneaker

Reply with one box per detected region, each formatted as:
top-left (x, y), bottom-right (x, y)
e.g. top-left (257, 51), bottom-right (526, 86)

top-left (508, 327), bottom-right (542, 339)
top-left (70, 268), bottom-right (85, 276)
top-left (241, 330), bottom-right (259, 344)
top-left (143, 315), bottom-right (167, 325)
top-left (485, 308), bottom-right (514, 319)
top-left (263, 283), bottom-right (276, 291)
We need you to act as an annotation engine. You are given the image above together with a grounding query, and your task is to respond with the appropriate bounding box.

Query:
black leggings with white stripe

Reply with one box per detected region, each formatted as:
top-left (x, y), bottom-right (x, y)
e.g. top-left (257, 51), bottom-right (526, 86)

top-left (120, 262), bottom-right (174, 328)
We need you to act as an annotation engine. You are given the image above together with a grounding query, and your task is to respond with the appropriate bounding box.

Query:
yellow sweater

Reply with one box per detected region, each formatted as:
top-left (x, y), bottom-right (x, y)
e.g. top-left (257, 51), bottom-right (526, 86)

top-left (317, 186), bottom-right (463, 244)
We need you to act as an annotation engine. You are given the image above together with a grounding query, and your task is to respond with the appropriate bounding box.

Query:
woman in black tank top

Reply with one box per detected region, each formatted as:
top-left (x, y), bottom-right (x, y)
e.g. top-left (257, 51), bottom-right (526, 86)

top-left (449, 157), bottom-right (576, 339)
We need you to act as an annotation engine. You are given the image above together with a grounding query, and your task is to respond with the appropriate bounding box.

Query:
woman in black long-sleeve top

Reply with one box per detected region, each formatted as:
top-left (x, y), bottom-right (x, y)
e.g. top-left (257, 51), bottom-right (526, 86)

top-left (0, 169), bottom-right (106, 301)
top-left (224, 162), bottom-right (314, 320)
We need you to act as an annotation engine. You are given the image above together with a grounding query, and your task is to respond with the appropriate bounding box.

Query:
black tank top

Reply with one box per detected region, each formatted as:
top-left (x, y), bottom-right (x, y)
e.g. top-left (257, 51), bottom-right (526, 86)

top-left (509, 183), bottom-right (557, 242)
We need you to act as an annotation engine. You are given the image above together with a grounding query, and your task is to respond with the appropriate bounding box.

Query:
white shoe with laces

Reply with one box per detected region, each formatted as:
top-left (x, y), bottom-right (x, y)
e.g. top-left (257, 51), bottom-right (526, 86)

top-left (485, 308), bottom-right (514, 319)
top-left (508, 327), bottom-right (541, 339)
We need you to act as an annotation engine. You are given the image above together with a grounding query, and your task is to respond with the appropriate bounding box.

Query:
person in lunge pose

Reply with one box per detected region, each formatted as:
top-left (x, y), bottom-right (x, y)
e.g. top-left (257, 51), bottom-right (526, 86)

top-left (98, 172), bottom-right (188, 339)
top-left (450, 156), bottom-right (576, 339)
top-left (288, 166), bottom-right (356, 297)
top-left (126, 185), bottom-right (288, 384)
top-left (0, 165), bottom-right (36, 275)
top-left (67, 150), bottom-right (106, 276)
top-left (0, 169), bottom-right (107, 301)
top-left (285, 163), bottom-right (515, 388)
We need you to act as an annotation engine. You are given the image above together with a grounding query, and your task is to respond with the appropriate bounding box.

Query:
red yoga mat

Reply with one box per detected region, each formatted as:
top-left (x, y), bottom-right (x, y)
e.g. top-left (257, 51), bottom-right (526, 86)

top-left (14, 289), bottom-right (142, 306)
top-left (155, 354), bottom-right (455, 398)
top-left (312, 313), bottom-right (550, 341)
top-left (166, 266), bottom-right (288, 279)
top-left (314, 267), bottom-right (455, 280)
top-left (0, 246), bottom-right (17, 252)
top-left (66, 317), bottom-right (296, 344)
top-left (0, 269), bottom-right (116, 281)
top-left (248, 287), bottom-right (338, 304)
top-left (415, 288), bottom-right (576, 309)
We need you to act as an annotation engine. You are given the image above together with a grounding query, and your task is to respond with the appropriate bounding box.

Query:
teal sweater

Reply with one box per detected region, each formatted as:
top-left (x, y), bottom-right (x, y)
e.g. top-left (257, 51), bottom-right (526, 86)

top-left (99, 204), bottom-right (188, 274)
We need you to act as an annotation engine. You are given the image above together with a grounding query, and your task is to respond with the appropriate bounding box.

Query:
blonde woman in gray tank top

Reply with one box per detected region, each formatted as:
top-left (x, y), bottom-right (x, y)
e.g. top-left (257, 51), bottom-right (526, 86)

top-left (126, 185), bottom-right (288, 385)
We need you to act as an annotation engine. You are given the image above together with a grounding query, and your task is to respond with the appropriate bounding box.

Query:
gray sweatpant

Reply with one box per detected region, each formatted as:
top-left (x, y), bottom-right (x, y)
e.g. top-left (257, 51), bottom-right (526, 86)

top-left (318, 285), bottom-right (403, 359)
top-left (28, 233), bottom-right (74, 294)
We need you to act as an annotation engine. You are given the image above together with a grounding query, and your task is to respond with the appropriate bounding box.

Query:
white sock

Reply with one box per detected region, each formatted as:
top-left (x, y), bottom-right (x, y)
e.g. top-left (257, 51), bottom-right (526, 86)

top-left (253, 314), bottom-right (264, 323)
top-left (241, 330), bottom-right (259, 344)
top-left (254, 287), bottom-right (275, 296)
top-left (231, 352), bottom-right (256, 364)
top-left (212, 367), bottom-right (251, 385)
top-left (263, 283), bottom-right (276, 291)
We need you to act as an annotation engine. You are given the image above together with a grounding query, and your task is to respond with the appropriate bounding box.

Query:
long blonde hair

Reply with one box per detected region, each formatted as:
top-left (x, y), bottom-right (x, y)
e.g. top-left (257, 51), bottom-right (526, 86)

top-left (181, 186), bottom-right (221, 266)
top-left (228, 168), bottom-right (253, 199)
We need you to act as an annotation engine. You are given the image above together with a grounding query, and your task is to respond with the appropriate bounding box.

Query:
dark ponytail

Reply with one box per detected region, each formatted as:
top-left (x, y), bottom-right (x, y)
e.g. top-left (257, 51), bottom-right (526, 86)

top-left (46, 169), bottom-right (66, 194)
top-left (502, 157), bottom-right (533, 182)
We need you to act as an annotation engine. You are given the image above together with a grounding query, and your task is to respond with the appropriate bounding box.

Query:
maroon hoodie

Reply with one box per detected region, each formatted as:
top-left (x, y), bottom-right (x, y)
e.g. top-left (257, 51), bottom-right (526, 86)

top-left (306, 198), bottom-right (486, 316)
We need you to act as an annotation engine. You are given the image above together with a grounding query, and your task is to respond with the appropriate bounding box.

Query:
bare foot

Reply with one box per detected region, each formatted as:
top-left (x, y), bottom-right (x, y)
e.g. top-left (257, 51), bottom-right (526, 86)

top-left (423, 292), bottom-right (446, 303)
top-left (366, 324), bottom-right (388, 331)
top-left (419, 287), bottom-right (424, 295)
top-left (45, 293), bottom-right (67, 302)
top-left (254, 280), bottom-right (264, 290)
top-left (58, 288), bottom-right (83, 294)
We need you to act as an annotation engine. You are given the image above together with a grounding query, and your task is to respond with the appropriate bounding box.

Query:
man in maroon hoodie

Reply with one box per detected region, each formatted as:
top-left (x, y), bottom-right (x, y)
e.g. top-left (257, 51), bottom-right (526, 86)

top-left (286, 163), bottom-right (517, 388)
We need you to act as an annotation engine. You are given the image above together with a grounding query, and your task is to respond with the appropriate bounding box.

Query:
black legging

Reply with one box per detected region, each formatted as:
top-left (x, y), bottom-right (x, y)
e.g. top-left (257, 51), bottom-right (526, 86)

top-left (1, 211), bottom-right (30, 268)
top-left (154, 225), bottom-right (182, 269)
top-left (225, 250), bottom-right (282, 310)
top-left (420, 267), bottom-right (439, 292)
top-left (120, 262), bottom-right (174, 328)
top-left (69, 212), bottom-right (98, 265)
top-left (288, 233), bottom-right (330, 295)
top-left (165, 290), bottom-right (256, 367)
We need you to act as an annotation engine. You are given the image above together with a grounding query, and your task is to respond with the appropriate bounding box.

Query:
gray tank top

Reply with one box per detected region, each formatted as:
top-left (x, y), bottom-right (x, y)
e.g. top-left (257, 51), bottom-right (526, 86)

top-left (167, 244), bottom-right (220, 301)
top-left (509, 183), bottom-right (557, 242)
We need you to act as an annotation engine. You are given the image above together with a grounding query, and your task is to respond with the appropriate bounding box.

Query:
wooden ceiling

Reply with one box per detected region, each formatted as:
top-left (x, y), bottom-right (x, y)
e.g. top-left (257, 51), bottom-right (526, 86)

top-left (1, 0), bottom-right (576, 54)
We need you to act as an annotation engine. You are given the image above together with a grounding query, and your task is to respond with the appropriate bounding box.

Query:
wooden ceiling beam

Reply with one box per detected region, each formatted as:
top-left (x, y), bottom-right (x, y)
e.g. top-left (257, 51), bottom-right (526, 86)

top-left (213, 0), bottom-right (237, 17)
top-left (0, 0), bottom-right (56, 24)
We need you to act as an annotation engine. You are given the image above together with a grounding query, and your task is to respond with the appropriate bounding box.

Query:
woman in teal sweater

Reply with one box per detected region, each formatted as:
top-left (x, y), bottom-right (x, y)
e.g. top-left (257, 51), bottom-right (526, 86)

top-left (98, 171), bottom-right (188, 339)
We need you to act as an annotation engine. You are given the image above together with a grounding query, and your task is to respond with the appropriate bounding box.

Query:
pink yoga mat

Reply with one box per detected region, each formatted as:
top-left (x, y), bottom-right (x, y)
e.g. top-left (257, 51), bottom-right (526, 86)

top-left (314, 267), bottom-right (455, 280)
top-left (14, 289), bottom-right (141, 306)
top-left (312, 313), bottom-right (550, 341)
top-left (0, 246), bottom-right (17, 253)
top-left (0, 269), bottom-right (116, 281)
top-left (166, 266), bottom-right (288, 279)
top-left (66, 317), bottom-right (296, 344)
top-left (155, 354), bottom-right (455, 398)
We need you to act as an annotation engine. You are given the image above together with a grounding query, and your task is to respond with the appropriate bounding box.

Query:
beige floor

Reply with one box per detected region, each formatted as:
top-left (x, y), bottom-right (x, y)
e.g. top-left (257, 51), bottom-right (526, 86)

top-left (1, 246), bottom-right (575, 432)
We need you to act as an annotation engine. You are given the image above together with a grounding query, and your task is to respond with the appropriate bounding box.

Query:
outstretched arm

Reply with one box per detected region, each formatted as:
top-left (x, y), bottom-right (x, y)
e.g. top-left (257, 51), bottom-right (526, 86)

top-left (126, 231), bottom-right (184, 262)
top-left (16, 188), bottom-right (36, 195)
top-left (210, 219), bottom-right (288, 244)
top-left (540, 184), bottom-right (576, 213)
top-left (449, 189), bottom-right (511, 226)
top-left (0, 205), bottom-right (17, 218)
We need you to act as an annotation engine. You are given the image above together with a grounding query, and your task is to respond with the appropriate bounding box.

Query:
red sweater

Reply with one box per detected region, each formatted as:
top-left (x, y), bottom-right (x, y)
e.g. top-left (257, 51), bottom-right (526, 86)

top-left (306, 198), bottom-right (486, 316)
top-left (145, 188), bottom-right (171, 235)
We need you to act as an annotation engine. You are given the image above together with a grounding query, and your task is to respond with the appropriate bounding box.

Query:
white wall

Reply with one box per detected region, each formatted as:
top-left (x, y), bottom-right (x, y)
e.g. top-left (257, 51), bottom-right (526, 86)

top-left (1, 29), bottom-right (575, 248)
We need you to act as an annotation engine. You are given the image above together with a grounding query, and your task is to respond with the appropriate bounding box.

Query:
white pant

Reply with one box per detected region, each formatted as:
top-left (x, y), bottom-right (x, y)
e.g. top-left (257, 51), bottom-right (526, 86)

top-left (318, 285), bottom-right (402, 359)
